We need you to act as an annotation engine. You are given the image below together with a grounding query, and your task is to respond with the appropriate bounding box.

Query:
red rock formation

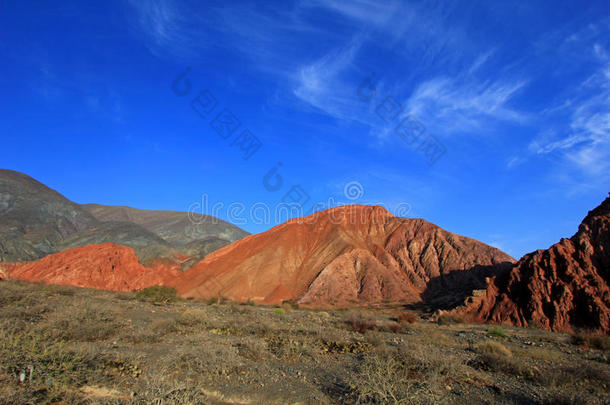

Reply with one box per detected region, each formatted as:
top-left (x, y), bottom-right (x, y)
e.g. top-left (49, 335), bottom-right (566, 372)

top-left (171, 205), bottom-right (514, 306)
top-left (457, 196), bottom-right (610, 333)
top-left (7, 243), bottom-right (180, 291)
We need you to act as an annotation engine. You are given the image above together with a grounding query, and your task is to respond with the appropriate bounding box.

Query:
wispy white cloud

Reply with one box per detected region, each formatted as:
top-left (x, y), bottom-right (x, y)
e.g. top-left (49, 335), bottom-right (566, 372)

top-left (305, 0), bottom-right (399, 25)
top-left (404, 72), bottom-right (528, 135)
top-left (529, 42), bottom-right (610, 178)
top-left (126, 0), bottom-right (210, 59)
top-left (292, 37), bottom-right (365, 120)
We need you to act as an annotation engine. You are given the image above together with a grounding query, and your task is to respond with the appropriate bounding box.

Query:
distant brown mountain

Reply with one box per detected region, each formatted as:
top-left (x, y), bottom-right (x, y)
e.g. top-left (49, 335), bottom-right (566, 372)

top-left (455, 196), bottom-right (610, 333)
top-left (0, 169), bottom-right (248, 264)
top-left (170, 205), bottom-right (514, 307)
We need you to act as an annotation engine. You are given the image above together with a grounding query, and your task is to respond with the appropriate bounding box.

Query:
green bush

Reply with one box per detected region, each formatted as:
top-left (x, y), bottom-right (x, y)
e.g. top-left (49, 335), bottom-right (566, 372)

top-left (487, 326), bottom-right (508, 338)
top-left (272, 307), bottom-right (286, 315)
top-left (135, 286), bottom-right (178, 303)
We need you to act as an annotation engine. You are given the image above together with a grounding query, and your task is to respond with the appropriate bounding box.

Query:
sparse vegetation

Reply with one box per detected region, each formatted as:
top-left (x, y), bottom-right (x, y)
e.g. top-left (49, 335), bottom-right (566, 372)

top-left (477, 340), bottom-right (512, 358)
top-left (571, 330), bottom-right (610, 350)
top-left (135, 285), bottom-right (178, 303)
top-left (397, 310), bottom-right (419, 324)
top-left (436, 313), bottom-right (464, 325)
top-left (486, 325), bottom-right (508, 338)
top-left (0, 280), bottom-right (609, 404)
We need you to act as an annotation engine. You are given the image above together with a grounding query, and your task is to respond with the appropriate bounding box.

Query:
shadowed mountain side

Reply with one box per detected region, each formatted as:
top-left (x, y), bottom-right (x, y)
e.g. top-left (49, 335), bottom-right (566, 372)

top-left (417, 262), bottom-right (515, 311)
top-left (171, 205), bottom-right (515, 306)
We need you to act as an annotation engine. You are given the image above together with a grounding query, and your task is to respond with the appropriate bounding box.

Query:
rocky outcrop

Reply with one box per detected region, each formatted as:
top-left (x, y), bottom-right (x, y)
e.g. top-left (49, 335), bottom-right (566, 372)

top-left (456, 196), bottom-right (610, 333)
top-left (7, 243), bottom-right (180, 291)
top-left (171, 205), bottom-right (514, 306)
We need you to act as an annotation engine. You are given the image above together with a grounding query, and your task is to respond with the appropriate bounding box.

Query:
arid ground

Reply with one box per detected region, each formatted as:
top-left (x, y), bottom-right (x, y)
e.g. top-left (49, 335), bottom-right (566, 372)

top-left (1, 281), bottom-right (608, 405)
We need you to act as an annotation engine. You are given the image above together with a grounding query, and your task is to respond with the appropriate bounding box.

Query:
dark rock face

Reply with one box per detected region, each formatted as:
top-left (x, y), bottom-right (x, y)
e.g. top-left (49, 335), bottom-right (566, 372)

top-left (0, 169), bottom-right (248, 264)
top-left (457, 196), bottom-right (610, 333)
top-left (172, 205), bottom-right (515, 306)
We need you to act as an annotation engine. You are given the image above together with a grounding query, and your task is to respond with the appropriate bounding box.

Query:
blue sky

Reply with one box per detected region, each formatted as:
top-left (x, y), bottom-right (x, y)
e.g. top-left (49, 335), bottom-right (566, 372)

top-left (1, 1), bottom-right (609, 258)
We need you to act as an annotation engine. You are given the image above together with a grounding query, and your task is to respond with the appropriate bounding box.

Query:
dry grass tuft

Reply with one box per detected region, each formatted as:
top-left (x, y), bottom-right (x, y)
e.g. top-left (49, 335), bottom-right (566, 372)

top-left (396, 311), bottom-right (419, 324)
top-left (477, 341), bottom-right (512, 358)
top-left (436, 313), bottom-right (464, 325)
top-left (571, 330), bottom-right (610, 351)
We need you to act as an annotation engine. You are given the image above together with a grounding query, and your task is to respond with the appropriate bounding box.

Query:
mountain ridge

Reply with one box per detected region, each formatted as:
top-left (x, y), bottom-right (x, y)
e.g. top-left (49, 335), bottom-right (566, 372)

top-left (0, 169), bottom-right (248, 264)
top-left (171, 205), bottom-right (515, 307)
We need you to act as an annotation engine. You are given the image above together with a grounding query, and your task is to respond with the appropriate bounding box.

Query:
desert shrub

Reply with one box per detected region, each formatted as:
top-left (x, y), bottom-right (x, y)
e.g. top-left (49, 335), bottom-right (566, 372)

top-left (177, 309), bottom-right (207, 327)
top-left (376, 321), bottom-right (404, 334)
top-left (477, 341), bottom-right (512, 358)
top-left (487, 326), bottom-right (508, 338)
top-left (397, 311), bottom-right (418, 324)
top-left (39, 283), bottom-right (77, 296)
top-left (419, 328), bottom-right (456, 348)
top-left (38, 301), bottom-right (123, 342)
top-left (436, 314), bottom-right (464, 325)
top-left (344, 312), bottom-right (378, 333)
top-left (227, 303), bottom-right (254, 314)
top-left (571, 331), bottom-right (610, 351)
top-left (239, 319), bottom-right (273, 337)
top-left (135, 286), bottom-right (178, 303)
top-left (350, 344), bottom-right (466, 403)
top-left (172, 343), bottom-right (242, 378)
top-left (352, 348), bottom-right (413, 403)
top-left (0, 329), bottom-right (99, 388)
top-left (281, 300), bottom-right (299, 310)
top-left (266, 335), bottom-right (313, 360)
top-left (272, 307), bottom-right (286, 315)
top-left (534, 361), bottom-right (610, 391)
top-left (131, 376), bottom-right (210, 404)
top-left (364, 332), bottom-right (385, 347)
top-left (0, 302), bottom-right (50, 324)
top-left (114, 291), bottom-right (135, 300)
top-left (151, 318), bottom-right (178, 335)
top-left (513, 346), bottom-right (562, 362)
top-left (236, 337), bottom-right (268, 361)
top-left (119, 327), bottom-right (161, 344)
top-left (474, 341), bottom-right (530, 377)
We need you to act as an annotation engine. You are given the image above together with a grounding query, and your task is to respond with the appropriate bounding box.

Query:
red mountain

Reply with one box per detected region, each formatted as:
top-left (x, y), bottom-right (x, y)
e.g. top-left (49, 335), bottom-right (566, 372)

top-left (6, 243), bottom-right (180, 292)
top-left (456, 196), bottom-right (610, 333)
top-left (171, 205), bottom-right (514, 306)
